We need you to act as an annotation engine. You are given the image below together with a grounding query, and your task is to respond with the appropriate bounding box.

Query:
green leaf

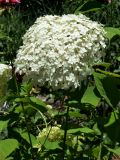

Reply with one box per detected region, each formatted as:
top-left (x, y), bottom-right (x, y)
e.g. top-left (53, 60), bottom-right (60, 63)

top-left (15, 97), bottom-right (30, 103)
top-left (106, 146), bottom-right (120, 156)
top-left (18, 131), bottom-right (38, 146)
top-left (104, 27), bottom-right (120, 40)
top-left (74, 1), bottom-right (88, 14)
top-left (104, 111), bottom-right (119, 127)
top-left (0, 139), bottom-right (19, 160)
top-left (44, 140), bottom-right (61, 150)
top-left (30, 97), bottom-right (46, 107)
top-left (93, 62), bottom-right (111, 69)
top-left (69, 110), bottom-right (81, 118)
top-left (92, 146), bottom-right (101, 158)
top-left (81, 86), bottom-right (101, 107)
top-left (104, 115), bottom-right (120, 143)
top-left (5, 157), bottom-right (13, 160)
top-left (116, 56), bottom-right (120, 62)
top-left (68, 100), bottom-right (79, 105)
top-left (0, 120), bottom-right (9, 132)
top-left (78, 0), bottom-right (102, 14)
top-left (67, 100), bottom-right (80, 108)
top-left (20, 82), bottom-right (32, 96)
top-left (93, 72), bottom-right (120, 107)
top-left (0, 32), bottom-right (6, 39)
top-left (0, 52), bottom-right (5, 55)
top-left (30, 97), bottom-right (47, 112)
top-left (68, 127), bottom-right (94, 134)
top-left (96, 69), bottom-right (120, 78)
top-left (93, 123), bottom-right (101, 135)
top-left (81, 7), bottom-right (100, 13)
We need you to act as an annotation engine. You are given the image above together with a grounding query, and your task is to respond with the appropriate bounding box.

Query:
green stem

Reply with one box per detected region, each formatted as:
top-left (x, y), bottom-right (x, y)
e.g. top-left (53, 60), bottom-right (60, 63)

top-left (13, 72), bottom-right (34, 159)
top-left (21, 102), bottom-right (34, 159)
top-left (62, 105), bottom-right (69, 160)
top-left (97, 143), bottom-right (102, 160)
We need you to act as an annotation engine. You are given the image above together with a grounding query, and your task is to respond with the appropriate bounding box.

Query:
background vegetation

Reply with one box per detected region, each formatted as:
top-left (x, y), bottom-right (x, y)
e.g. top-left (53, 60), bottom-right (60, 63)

top-left (0, 0), bottom-right (120, 159)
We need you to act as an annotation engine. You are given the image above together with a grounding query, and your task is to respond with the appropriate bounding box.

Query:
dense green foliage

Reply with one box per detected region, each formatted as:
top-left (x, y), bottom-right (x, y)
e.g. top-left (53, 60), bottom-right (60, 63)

top-left (0, 0), bottom-right (120, 159)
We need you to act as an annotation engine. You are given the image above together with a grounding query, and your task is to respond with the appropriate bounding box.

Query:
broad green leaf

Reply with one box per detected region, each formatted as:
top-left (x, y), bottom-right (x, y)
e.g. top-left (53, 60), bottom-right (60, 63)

top-left (68, 127), bottom-right (94, 134)
top-left (106, 146), bottom-right (120, 156)
top-left (0, 120), bottom-right (9, 132)
top-left (18, 131), bottom-right (38, 146)
top-left (93, 72), bottom-right (120, 107)
top-left (0, 139), bottom-right (19, 160)
top-left (30, 97), bottom-right (46, 107)
top-left (93, 123), bottom-right (101, 135)
top-left (104, 117), bottom-right (120, 143)
top-left (0, 32), bottom-right (6, 39)
top-left (116, 56), bottom-right (120, 62)
top-left (44, 140), bottom-right (61, 150)
top-left (30, 97), bottom-right (47, 112)
top-left (81, 86), bottom-right (101, 107)
top-left (105, 27), bottom-right (120, 40)
top-left (104, 111), bottom-right (119, 127)
top-left (69, 111), bottom-right (81, 118)
top-left (15, 97), bottom-right (30, 103)
top-left (92, 146), bottom-right (101, 158)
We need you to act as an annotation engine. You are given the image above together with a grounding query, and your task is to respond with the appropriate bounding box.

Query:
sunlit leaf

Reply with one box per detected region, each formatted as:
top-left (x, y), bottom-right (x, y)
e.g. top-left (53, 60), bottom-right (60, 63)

top-left (104, 111), bottom-right (119, 127)
top-left (93, 123), bottom-right (101, 135)
top-left (30, 97), bottom-right (46, 107)
top-left (44, 140), bottom-right (61, 150)
top-left (105, 27), bottom-right (120, 40)
top-left (106, 146), bottom-right (120, 156)
top-left (0, 139), bottom-right (19, 160)
top-left (30, 97), bottom-right (47, 112)
top-left (0, 120), bottom-right (9, 132)
top-left (116, 56), bottom-right (120, 62)
top-left (68, 127), bottom-right (94, 134)
top-left (81, 86), bottom-right (101, 107)
top-left (18, 131), bottom-right (38, 146)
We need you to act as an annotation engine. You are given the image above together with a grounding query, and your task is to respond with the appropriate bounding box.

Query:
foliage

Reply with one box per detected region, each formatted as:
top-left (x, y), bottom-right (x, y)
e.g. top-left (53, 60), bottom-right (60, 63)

top-left (0, 63), bottom-right (120, 159)
top-left (0, 0), bottom-right (120, 159)
top-left (0, 9), bottom-right (28, 62)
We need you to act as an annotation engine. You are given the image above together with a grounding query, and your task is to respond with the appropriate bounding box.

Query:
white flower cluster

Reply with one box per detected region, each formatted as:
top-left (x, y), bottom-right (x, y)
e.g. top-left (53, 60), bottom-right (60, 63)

top-left (0, 64), bottom-right (11, 106)
top-left (15, 14), bottom-right (106, 90)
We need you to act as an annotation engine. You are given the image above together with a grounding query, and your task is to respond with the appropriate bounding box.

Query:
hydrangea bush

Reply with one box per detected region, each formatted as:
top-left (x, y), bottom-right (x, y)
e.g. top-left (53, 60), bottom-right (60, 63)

top-left (15, 14), bottom-right (106, 90)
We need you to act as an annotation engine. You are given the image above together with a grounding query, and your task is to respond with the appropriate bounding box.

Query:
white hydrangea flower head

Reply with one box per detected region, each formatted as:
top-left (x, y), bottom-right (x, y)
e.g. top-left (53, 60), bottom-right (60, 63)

top-left (15, 14), bottom-right (106, 90)
top-left (0, 64), bottom-right (11, 105)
